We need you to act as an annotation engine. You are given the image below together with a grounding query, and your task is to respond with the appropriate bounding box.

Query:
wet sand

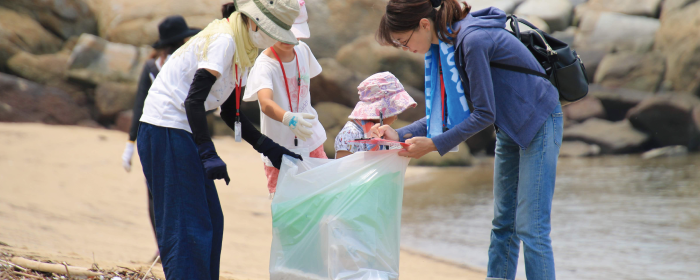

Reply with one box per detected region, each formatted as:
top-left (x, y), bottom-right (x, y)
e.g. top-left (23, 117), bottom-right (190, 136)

top-left (0, 123), bottom-right (485, 279)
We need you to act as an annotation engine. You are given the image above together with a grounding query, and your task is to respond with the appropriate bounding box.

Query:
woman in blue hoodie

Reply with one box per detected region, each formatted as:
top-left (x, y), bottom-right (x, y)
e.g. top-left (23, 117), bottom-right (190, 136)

top-left (370, 0), bottom-right (562, 279)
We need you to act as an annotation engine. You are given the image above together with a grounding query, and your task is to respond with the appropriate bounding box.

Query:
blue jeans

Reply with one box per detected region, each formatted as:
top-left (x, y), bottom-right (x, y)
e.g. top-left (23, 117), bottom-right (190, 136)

top-left (137, 122), bottom-right (224, 280)
top-left (486, 104), bottom-right (563, 280)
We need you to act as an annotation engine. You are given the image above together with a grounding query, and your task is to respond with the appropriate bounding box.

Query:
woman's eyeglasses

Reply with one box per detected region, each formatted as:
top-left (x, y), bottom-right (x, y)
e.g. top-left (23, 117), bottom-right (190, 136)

top-left (394, 28), bottom-right (416, 49)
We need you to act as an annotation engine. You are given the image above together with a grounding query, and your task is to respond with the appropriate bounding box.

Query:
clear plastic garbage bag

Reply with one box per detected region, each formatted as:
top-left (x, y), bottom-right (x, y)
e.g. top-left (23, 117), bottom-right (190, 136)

top-left (270, 150), bottom-right (410, 280)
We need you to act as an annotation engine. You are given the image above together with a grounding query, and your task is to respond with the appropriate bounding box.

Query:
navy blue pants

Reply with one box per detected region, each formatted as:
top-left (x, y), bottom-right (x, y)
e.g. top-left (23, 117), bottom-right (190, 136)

top-left (137, 122), bottom-right (224, 280)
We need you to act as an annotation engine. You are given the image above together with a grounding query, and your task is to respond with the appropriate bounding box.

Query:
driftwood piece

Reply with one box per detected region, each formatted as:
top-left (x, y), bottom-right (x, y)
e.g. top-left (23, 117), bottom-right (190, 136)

top-left (9, 257), bottom-right (102, 276)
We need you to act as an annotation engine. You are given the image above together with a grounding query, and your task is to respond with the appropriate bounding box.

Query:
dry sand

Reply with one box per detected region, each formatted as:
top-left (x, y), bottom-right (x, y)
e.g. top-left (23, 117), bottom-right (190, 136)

top-left (0, 123), bottom-right (485, 279)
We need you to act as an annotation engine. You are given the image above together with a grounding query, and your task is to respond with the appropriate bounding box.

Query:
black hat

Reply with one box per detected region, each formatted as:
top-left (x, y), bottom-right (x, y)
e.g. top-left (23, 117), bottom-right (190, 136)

top-left (152, 16), bottom-right (200, 49)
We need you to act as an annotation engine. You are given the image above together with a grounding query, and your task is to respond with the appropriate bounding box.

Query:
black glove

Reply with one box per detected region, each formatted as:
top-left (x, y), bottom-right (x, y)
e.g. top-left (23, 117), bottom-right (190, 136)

top-left (255, 136), bottom-right (303, 169)
top-left (197, 141), bottom-right (230, 185)
top-left (219, 94), bottom-right (302, 169)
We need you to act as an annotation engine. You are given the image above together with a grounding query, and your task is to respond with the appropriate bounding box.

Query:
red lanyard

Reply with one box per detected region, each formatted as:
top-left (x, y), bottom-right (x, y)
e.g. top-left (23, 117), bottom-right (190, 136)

top-left (438, 58), bottom-right (447, 130)
top-left (270, 47), bottom-right (301, 113)
top-left (270, 46), bottom-right (301, 146)
top-left (228, 18), bottom-right (242, 120)
top-left (234, 65), bottom-right (242, 118)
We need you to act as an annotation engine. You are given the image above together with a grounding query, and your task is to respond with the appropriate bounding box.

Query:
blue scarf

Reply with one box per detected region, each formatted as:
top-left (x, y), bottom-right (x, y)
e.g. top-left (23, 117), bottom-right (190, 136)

top-left (424, 40), bottom-right (470, 138)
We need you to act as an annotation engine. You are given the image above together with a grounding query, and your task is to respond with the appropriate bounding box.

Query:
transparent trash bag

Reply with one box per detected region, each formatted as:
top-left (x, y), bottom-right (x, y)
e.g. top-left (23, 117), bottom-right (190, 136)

top-left (270, 150), bottom-right (410, 280)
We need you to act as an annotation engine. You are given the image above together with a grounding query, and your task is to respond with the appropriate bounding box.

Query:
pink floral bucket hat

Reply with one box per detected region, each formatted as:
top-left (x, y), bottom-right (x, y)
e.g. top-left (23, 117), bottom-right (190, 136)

top-left (349, 72), bottom-right (417, 120)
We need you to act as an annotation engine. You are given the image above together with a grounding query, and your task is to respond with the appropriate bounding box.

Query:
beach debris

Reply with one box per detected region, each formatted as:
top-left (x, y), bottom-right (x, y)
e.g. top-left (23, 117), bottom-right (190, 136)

top-left (0, 254), bottom-right (162, 280)
top-left (10, 257), bottom-right (101, 276)
top-left (141, 255), bottom-right (160, 280)
top-left (641, 145), bottom-right (688, 159)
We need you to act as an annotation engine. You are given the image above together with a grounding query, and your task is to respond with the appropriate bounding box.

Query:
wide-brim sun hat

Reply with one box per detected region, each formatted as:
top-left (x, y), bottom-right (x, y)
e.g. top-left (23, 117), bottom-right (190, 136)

top-left (349, 72), bottom-right (417, 120)
top-left (290, 0), bottom-right (310, 39)
top-left (152, 15), bottom-right (201, 48)
top-left (235, 0), bottom-right (300, 45)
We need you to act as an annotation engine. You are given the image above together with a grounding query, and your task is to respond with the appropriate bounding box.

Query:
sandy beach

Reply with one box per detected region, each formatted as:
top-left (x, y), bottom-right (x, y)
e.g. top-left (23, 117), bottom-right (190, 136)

top-left (0, 123), bottom-right (485, 279)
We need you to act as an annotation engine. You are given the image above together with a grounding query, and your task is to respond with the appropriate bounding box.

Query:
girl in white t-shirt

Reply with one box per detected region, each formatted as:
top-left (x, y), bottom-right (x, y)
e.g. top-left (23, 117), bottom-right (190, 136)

top-left (244, 0), bottom-right (327, 194)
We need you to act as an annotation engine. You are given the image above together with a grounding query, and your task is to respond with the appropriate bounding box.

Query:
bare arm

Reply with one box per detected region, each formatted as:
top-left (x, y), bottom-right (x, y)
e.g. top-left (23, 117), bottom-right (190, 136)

top-left (258, 88), bottom-right (287, 122)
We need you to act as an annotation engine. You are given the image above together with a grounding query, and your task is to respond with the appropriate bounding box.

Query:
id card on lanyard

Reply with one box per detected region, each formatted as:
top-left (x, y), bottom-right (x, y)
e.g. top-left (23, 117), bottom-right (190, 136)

top-left (270, 47), bottom-right (302, 147)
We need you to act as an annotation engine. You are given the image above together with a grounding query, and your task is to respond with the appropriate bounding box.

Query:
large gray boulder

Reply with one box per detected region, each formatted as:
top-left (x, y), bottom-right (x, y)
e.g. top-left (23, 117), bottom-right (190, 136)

top-left (587, 84), bottom-right (654, 121)
top-left (94, 82), bottom-right (138, 120)
top-left (563, 118), bottom-right (650, 154)
top-left (514, 0), bottom-right (573, 32)
top-left (594, 51), bottom-right (666, 92)
top-left (5, 50), bottom-right (89, 105)
top-left (0, 73), bottom-right (90, 125)
top-left (574, 12), bottom-right (659, 53)
top-left (67, 34), bottom-right (151, 85)
top-left (573, 0), bottom-right (663, 20)
top-left (562, 95), bottom-right (606, 123)
top-left (310, 58), bottom-right (366, 108)
top-left (659, 0), bottom-right (697, 20)
top-left (310, 58), bottom-right (425, 122)
top-left (335, 34), bottom-right (425, 91)
top-left (654, 1), bottom-right (700, 95)
top-left (304, 0), bottom-right (389, 58)
top-left (469, 0), bottom-right (525, 14)
top-left (0, 7), bottom-right (62, 68)
top-left (315, 102), bottom-right (353, 131)
top-left (7, 51), bottom-right (70, 84)
top-left (575, 47), bottom-right (607, 82)
top-left (626, 94), bottom-right (700, 147)
top-left (0, 0), bottom-right (97, 40)
top-left (559, 141), bottom-right (601, 157)
top-left (86, 0), bottom-right (223, 46)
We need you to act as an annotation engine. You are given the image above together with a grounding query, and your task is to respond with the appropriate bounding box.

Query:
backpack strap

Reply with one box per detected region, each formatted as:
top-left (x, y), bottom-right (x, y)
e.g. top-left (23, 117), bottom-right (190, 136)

top-left (490, 62), bottom-right (550, 80)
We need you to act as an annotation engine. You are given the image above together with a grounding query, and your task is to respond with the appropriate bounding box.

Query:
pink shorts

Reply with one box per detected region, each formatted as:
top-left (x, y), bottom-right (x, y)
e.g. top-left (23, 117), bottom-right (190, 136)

top-left (264, 145), bottom-right (328, 193)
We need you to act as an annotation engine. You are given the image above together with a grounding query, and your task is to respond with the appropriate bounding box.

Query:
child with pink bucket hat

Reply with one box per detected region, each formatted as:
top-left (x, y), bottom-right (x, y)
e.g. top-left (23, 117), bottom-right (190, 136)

top-left (334, 72), bottom-right (417, 159)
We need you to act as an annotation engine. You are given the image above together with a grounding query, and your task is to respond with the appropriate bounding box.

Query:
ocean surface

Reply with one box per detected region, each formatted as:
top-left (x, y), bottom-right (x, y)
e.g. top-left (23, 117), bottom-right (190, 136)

top-left (401, 154), bottom-right (700, 279)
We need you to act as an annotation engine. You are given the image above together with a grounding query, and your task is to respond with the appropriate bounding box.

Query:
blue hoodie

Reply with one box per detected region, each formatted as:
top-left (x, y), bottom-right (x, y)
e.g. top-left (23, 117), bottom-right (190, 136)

top-left (397, 7), bottom-right (559, 154)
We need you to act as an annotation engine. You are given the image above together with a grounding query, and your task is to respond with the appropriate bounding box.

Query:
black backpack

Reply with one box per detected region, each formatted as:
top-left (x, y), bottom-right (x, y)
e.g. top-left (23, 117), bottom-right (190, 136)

top-left (491, 15), bottom-right (589, 105)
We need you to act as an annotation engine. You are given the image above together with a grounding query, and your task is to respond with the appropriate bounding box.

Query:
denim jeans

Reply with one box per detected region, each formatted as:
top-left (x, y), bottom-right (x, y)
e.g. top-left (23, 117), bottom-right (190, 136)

top-left (486, 104), bottom-right (563, 280)
top-left (137, 122), bottom-right (224, 280)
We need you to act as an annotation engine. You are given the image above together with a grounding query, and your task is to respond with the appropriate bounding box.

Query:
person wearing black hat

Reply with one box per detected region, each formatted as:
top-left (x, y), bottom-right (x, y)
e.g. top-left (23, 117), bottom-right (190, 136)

top-left (120, 15), bottom-right (200, 261)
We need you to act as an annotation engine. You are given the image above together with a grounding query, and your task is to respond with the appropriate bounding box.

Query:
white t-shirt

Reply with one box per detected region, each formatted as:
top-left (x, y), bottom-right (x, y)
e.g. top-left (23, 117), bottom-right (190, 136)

top-left (140, 34), bottom-right (249, 133)
top-left (244, 41), bottom-right (325, 164)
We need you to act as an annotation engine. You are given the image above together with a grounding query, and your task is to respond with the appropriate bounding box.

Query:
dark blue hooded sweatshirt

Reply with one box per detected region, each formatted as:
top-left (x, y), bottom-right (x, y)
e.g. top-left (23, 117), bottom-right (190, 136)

top-left (397, 7), bottom-right (560, 154)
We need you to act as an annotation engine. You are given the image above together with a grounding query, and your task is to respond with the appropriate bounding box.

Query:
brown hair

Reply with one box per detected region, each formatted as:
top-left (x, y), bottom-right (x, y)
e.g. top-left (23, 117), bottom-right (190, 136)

top-left (222, 2), bottom-right (237, 18)
top-left (221, 2), bottom-right (250, 26)
top-left (376, 0), bottom-right (470, 47)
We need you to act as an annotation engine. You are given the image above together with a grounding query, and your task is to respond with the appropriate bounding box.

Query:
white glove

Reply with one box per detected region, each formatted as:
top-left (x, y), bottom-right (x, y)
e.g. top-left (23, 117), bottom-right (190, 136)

top-left (282, 112), bottom-right (314, 141)
top-left (122, 142), bottom-right (135, 172)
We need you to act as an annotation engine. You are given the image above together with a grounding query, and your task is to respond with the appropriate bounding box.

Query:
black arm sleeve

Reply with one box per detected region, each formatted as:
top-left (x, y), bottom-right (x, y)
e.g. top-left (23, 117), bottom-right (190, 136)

top-left (128, 62), bottom-right (154, 141)
top-left (220, 88), bottom-right (266, 149)
top-left (184, 69), bottom-right (218, 146)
